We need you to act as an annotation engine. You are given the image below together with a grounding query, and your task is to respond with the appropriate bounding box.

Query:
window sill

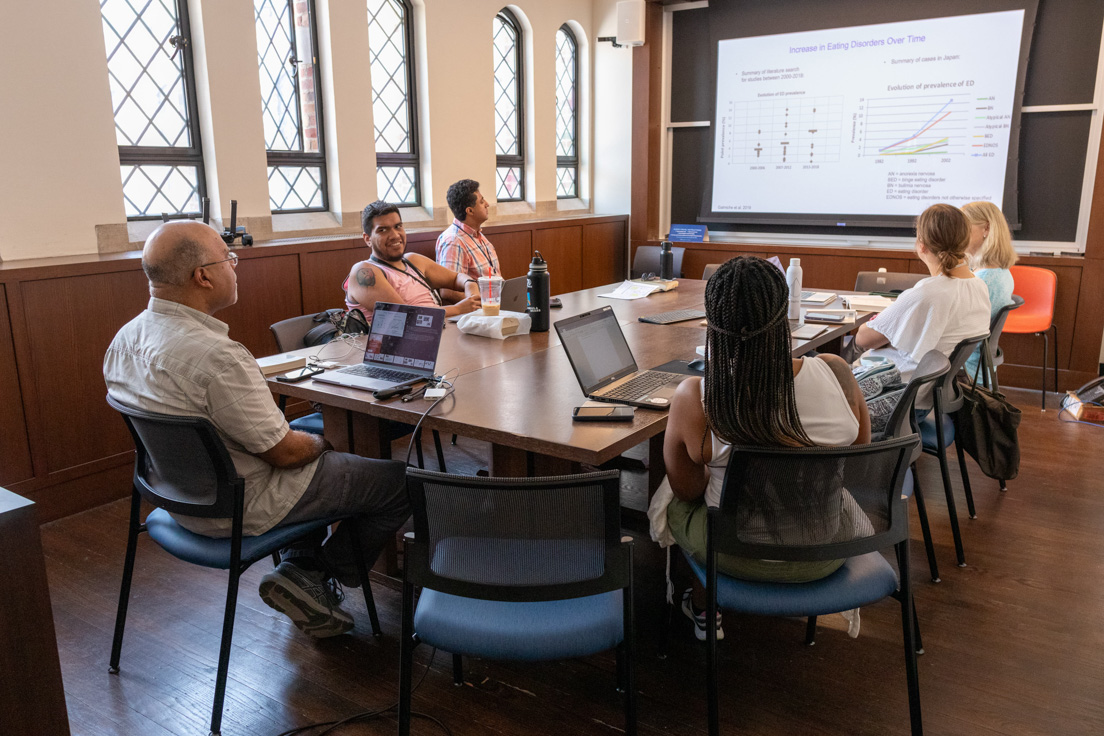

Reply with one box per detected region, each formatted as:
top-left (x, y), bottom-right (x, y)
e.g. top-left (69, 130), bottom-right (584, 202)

top-left (270, 210), bottom-right (342, 233)
top-left (556, 197), bottom-right (588, 212)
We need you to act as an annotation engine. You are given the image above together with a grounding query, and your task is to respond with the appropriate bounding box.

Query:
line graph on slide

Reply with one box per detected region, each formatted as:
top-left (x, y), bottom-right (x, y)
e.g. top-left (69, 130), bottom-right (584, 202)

top-left (863, 95), bottom-right (970, 157)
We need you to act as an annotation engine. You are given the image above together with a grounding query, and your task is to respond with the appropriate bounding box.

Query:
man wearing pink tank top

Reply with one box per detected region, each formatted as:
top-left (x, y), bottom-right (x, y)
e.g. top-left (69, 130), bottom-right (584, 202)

top-left (344, 201), bottom-right (482, 323)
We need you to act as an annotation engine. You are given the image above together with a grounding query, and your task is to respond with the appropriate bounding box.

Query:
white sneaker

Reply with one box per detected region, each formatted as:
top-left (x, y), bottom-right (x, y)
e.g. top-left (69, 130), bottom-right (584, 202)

top-left (681, 588), bottom-right (724, 641)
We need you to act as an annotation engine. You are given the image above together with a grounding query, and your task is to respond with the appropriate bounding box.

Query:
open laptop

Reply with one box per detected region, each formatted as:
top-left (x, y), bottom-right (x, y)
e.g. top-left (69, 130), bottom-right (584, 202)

top-left (314, 302), bottom-right (446, 392)
top-left (447, 275), bottom-right (528, 321)
top-left (555, 306), bottom-right (689, 409)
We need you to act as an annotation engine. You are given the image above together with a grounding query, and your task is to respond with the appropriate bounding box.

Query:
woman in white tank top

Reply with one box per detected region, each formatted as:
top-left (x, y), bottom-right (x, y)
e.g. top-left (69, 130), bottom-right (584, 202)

top-left (662, 257), bottom-right (871, 635)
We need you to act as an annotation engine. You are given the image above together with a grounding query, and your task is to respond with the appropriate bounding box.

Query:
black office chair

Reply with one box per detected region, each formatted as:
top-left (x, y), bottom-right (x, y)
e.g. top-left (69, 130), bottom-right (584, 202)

top-left (980, 295), bottom-right (1025, 392)
top-left (399, 469), bottom-right (636, 736)
top-left (686, 436), bottom-right (923, 736)
top-left (876, 350), bottom-right (952, 582)
top-left (106, 395), bottom-right (380, 736)
top-left (916, 334), bottom-right (989, 569)
top-left (268, 313), bottom-right (446, 472)
top-left (631, 244), bottom-right (684, 279)
top-left (854, 270), bottom-right (927, 293)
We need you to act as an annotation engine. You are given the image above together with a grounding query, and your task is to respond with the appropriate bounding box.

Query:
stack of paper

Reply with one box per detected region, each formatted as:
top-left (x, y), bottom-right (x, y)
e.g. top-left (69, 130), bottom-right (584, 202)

top-left (846, 295), bottom-right (895, 312)
top-left (256, 352), bottom-right (307, 376)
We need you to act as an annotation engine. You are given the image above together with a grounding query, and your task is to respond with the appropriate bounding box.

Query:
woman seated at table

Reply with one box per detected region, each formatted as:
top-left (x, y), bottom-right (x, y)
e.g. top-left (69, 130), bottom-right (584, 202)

top-left (961, 200), bottom-right (1017, 378)
top-left (662, 256), bottom-right (871, 640)
top-left (853, 203), bottom-right (991, 383)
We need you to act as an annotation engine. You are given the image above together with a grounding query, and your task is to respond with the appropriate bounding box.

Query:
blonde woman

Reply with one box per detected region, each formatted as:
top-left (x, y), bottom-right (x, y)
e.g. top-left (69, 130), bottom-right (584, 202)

top-left (962, 201), bottom-right (1017, 377)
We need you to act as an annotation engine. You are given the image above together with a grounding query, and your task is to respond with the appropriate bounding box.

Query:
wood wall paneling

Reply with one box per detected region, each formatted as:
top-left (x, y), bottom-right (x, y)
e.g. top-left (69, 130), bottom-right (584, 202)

top-left (488, 230), bottom-right (534, 279)
top-left (21, 270), bottom-right (149, 474)
top-left (581, 221), bottom-right (627, 289)
top-left (0, 286), bottom-right (33, 485)
top-left (300, 247), bottom-right (364, 316)
top-left (218, 254), bottom-right (304, 357)
top-left (534, 226), bottom-right (583, 294)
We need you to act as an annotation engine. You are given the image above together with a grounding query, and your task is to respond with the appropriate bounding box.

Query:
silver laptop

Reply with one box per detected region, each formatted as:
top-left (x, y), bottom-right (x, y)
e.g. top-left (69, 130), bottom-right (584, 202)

top-left (447, 275), bottom-right (527, 321)
top-left (314, 302), bottom-right (446, 392)
top-left (555, 306), bottom-right (688, 409)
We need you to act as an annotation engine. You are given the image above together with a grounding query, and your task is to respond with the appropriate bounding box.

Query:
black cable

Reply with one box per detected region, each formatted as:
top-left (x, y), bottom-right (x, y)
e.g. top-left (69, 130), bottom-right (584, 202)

top-left (402, 368), bottom-right (459, 467)
top-left (273, 648), bottom-right (451, 736)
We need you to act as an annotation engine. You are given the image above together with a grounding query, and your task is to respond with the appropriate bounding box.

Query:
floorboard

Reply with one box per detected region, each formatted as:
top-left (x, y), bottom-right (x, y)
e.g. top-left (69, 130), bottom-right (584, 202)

top-left (41, 388), bottom-right (1104, 735)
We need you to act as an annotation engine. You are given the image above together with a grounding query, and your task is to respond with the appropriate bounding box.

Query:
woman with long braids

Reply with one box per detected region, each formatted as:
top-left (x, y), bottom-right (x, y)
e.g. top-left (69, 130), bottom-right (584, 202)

top-left (853, 203), bottom-right (991, 383)
top-left (662, 256), bottom-right (871, 641)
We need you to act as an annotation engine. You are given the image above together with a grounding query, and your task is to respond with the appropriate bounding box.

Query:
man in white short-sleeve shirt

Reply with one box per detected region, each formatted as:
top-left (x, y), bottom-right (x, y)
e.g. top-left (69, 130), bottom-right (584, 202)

top-left (104, 221), bottom-right (409, 638)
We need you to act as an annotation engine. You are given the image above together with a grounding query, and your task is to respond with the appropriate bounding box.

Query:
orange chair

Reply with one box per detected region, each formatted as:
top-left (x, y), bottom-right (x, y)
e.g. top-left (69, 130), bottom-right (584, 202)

top-left (1003, 265), bottom-right (1058, 410)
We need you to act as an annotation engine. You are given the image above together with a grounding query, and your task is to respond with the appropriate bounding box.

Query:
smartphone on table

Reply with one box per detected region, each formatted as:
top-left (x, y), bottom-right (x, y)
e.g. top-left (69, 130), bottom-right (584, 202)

top-left (276, 366), bottom-right (324, 383)
top-left (572, 405), bottom-right (635, 422)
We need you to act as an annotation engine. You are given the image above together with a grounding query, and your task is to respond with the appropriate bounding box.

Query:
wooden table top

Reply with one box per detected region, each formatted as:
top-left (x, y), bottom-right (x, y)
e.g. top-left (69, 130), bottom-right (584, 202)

top-left (267, 281), bottom-right (872, 465)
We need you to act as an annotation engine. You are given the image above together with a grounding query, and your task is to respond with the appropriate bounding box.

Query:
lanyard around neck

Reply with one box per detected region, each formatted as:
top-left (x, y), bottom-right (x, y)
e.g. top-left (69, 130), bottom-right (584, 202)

top-left (369, 255), bottom-right (443, 306)
top-left (454, 224), bottom-right (497, 275)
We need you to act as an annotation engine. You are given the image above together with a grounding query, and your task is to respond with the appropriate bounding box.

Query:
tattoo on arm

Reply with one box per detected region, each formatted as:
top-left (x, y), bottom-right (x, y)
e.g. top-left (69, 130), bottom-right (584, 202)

top-left (355, 267), bottom-right (376, 288)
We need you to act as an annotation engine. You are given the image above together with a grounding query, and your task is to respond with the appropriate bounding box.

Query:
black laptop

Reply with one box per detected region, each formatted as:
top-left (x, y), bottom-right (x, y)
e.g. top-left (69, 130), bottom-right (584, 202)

top-left (555, 306), bottom-right (689, 409)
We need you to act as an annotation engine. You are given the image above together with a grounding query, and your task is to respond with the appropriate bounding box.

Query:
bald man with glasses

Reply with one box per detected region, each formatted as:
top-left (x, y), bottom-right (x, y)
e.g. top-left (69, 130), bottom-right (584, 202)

top-left (104, 221), bottom-right (409, 639)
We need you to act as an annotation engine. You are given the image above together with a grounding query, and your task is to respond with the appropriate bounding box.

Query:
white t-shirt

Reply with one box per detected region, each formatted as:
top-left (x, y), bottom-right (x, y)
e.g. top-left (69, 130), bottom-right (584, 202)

top-left (864, 274), bottom-right (990, 381)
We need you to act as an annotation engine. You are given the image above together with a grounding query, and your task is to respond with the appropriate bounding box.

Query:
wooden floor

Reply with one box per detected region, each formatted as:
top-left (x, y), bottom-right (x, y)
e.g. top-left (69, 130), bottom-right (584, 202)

top-left (42, 388), bottom-right (1104, 736)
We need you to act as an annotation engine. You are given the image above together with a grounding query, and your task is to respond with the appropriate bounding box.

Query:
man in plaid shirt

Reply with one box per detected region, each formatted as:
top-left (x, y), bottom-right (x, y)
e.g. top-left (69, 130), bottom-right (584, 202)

top-left (436, 179), bottom-right (500, 301)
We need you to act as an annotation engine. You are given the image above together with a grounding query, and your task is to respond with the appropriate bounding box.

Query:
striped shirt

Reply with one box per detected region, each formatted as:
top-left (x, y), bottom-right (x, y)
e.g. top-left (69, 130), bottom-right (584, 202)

top-left (436, 219), bottom-right (500, 280)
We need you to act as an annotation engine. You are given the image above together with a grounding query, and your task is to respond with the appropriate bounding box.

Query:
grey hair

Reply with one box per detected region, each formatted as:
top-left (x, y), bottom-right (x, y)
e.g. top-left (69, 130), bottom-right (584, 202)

top-left (142, 235), bottom-right (207, 287)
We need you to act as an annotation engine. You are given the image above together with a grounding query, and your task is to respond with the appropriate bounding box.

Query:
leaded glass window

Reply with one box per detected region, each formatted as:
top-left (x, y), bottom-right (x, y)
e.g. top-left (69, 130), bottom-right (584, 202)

top-left (255, 0), bottom-right (328, 213)
top-left (101, 0), bottom-right (205, 219)
top-left (368, 0), bottom-right (420, 205)
top-left (555, 25), bottom-right (579, 199)
top-left (493, 9), bottom-right (524, 202)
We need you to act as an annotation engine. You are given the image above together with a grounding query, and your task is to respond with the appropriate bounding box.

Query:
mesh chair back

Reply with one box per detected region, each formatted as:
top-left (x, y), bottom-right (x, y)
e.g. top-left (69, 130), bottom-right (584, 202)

top-left (107, 395), bottom-right (242, 518)
top-left (270, 313), bottom-right (325, 352)
top-left (880, 350), bottom-right (951, 446)
top-left (854, 271), bottom-right (926, 293)
top-left (405, 469), bottom-right (625, 601)
top-left (711, 436), bottom-right (918, 562)
top-left (631, 245), bottom-right (685, 279)
top-left (939, 333), bottom-right (989, 413)
top-left (986, 295), bottom-right (1024, 365)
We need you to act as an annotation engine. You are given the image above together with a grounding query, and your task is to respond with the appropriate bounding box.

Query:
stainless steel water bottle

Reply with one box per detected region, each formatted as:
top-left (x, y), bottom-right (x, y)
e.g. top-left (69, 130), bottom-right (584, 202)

top-left (527, 250), bottom-right (550, 332)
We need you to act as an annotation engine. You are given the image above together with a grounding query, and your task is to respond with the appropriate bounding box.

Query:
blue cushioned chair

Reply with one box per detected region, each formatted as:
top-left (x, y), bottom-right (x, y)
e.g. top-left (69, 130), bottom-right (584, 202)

top-left (106, 395), bottom-right (380, 736)
top-left (914, 334), bottom-right (988, 569)
top-left (399, 469), bottom-right (635, 736)
top-left (687, 435), bottom-right (922, 736)
top-left (269, 313), bottom-right (446, 471)
top-left (877, 350), bottom-right (952, 582)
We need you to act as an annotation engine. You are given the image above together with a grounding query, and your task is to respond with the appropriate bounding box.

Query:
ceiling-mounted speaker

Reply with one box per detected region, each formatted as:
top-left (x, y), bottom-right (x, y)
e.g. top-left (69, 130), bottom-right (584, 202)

top-left (616, 0), bottom-right (645, 47)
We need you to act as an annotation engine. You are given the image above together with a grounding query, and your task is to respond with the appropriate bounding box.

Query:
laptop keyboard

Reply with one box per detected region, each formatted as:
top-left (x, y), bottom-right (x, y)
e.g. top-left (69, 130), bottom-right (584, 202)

top-left (638, 309), bottom-right (706, 325)
top-left (599, 371), bottom-right (680, 401)
top-left (337, 364), bottom-right (420, 382)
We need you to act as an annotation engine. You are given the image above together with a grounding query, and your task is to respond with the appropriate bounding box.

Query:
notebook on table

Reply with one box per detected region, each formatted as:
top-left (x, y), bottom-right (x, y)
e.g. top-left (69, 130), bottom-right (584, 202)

top-left (314, 302), bottom-right (446, 392)
top-left (554, 306), bottom-right (689, 409)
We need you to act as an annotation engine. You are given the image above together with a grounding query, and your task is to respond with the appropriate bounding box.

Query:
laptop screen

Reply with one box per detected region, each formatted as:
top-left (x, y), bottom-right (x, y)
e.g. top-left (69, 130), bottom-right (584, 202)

top-left (363, 303), bottom-right (445, 372)
top-left (556, 307), bottom-right (638, 392)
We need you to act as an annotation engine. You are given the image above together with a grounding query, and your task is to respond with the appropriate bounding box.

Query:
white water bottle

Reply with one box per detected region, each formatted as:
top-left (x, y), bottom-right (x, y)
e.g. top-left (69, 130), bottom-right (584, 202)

top-left (786, 258), bottom-right (803, 324)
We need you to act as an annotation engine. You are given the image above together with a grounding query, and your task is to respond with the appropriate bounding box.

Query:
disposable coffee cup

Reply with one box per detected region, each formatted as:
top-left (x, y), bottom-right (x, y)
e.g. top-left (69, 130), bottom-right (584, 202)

top-left (479, 275), bottom-right (504, 316)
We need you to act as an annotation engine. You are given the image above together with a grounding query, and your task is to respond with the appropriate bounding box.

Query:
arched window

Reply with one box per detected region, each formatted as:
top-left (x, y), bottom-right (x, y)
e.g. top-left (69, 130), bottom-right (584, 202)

top-left (100, 0), bottom-right (205, 219)
top-left (255, 0), bottom-right (328, 213)
top-left (493, 9), bottom-right (524, 201)
top-left (368, 0), bottom-right (420, 205)
top-left (555, 25), bottom-right (578, 199)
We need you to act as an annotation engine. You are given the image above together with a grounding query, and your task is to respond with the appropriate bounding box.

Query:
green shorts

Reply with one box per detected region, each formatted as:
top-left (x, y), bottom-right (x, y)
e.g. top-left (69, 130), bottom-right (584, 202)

top-left (666, 497), bottom-right (844, 583)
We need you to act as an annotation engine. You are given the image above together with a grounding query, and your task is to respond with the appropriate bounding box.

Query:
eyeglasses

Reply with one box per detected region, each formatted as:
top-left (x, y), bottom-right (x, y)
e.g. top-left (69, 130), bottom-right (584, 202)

top-left (200, 252), bottom-right (239, 269)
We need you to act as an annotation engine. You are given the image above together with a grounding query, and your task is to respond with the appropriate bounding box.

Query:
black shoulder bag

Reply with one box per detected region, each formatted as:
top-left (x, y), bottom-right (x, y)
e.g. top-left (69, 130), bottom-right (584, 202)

top-left (953, 354), bottom-right (1022, 481)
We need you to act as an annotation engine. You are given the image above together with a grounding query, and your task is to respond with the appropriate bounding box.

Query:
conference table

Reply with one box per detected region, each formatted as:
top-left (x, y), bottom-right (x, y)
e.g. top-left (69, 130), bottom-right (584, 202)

top-left (268, 280), bottom-right (873, 491)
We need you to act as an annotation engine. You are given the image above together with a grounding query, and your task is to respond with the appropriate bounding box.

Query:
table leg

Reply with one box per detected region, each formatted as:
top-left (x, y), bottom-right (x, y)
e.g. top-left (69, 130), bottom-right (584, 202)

top-left (490, 444), bottom-right (528, 476)
top-left (322, 405), bottom-right (352, 452)
top-left (648, 432), bottom-right (666, 500)
top-left (349, 412), bottom-right (391, 459)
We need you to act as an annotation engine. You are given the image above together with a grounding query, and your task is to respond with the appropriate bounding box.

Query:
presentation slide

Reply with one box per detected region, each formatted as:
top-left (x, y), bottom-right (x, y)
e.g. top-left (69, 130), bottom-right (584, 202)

top-left (709, 10), bottom-right (1025, 223)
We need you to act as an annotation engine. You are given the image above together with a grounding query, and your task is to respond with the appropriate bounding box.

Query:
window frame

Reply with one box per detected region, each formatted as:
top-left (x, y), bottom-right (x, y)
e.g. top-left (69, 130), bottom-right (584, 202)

top-left (110, 0), bottom-right (207, 221)
top-left (370, 0), bottom-right (422, 207)
top-left (555, 24), bottom-right (579, 200)
top-left (258, 0), bottom-right (330, 214)
top-left (493, 8), bottom-right (526, 202)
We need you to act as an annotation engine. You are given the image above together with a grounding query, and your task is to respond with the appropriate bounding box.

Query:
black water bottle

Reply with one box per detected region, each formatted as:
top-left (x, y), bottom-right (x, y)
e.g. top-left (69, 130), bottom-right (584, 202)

top-left (659, 241), bottom-right (674, 281)
top-left (527, 250), bottom-right (550, 332)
